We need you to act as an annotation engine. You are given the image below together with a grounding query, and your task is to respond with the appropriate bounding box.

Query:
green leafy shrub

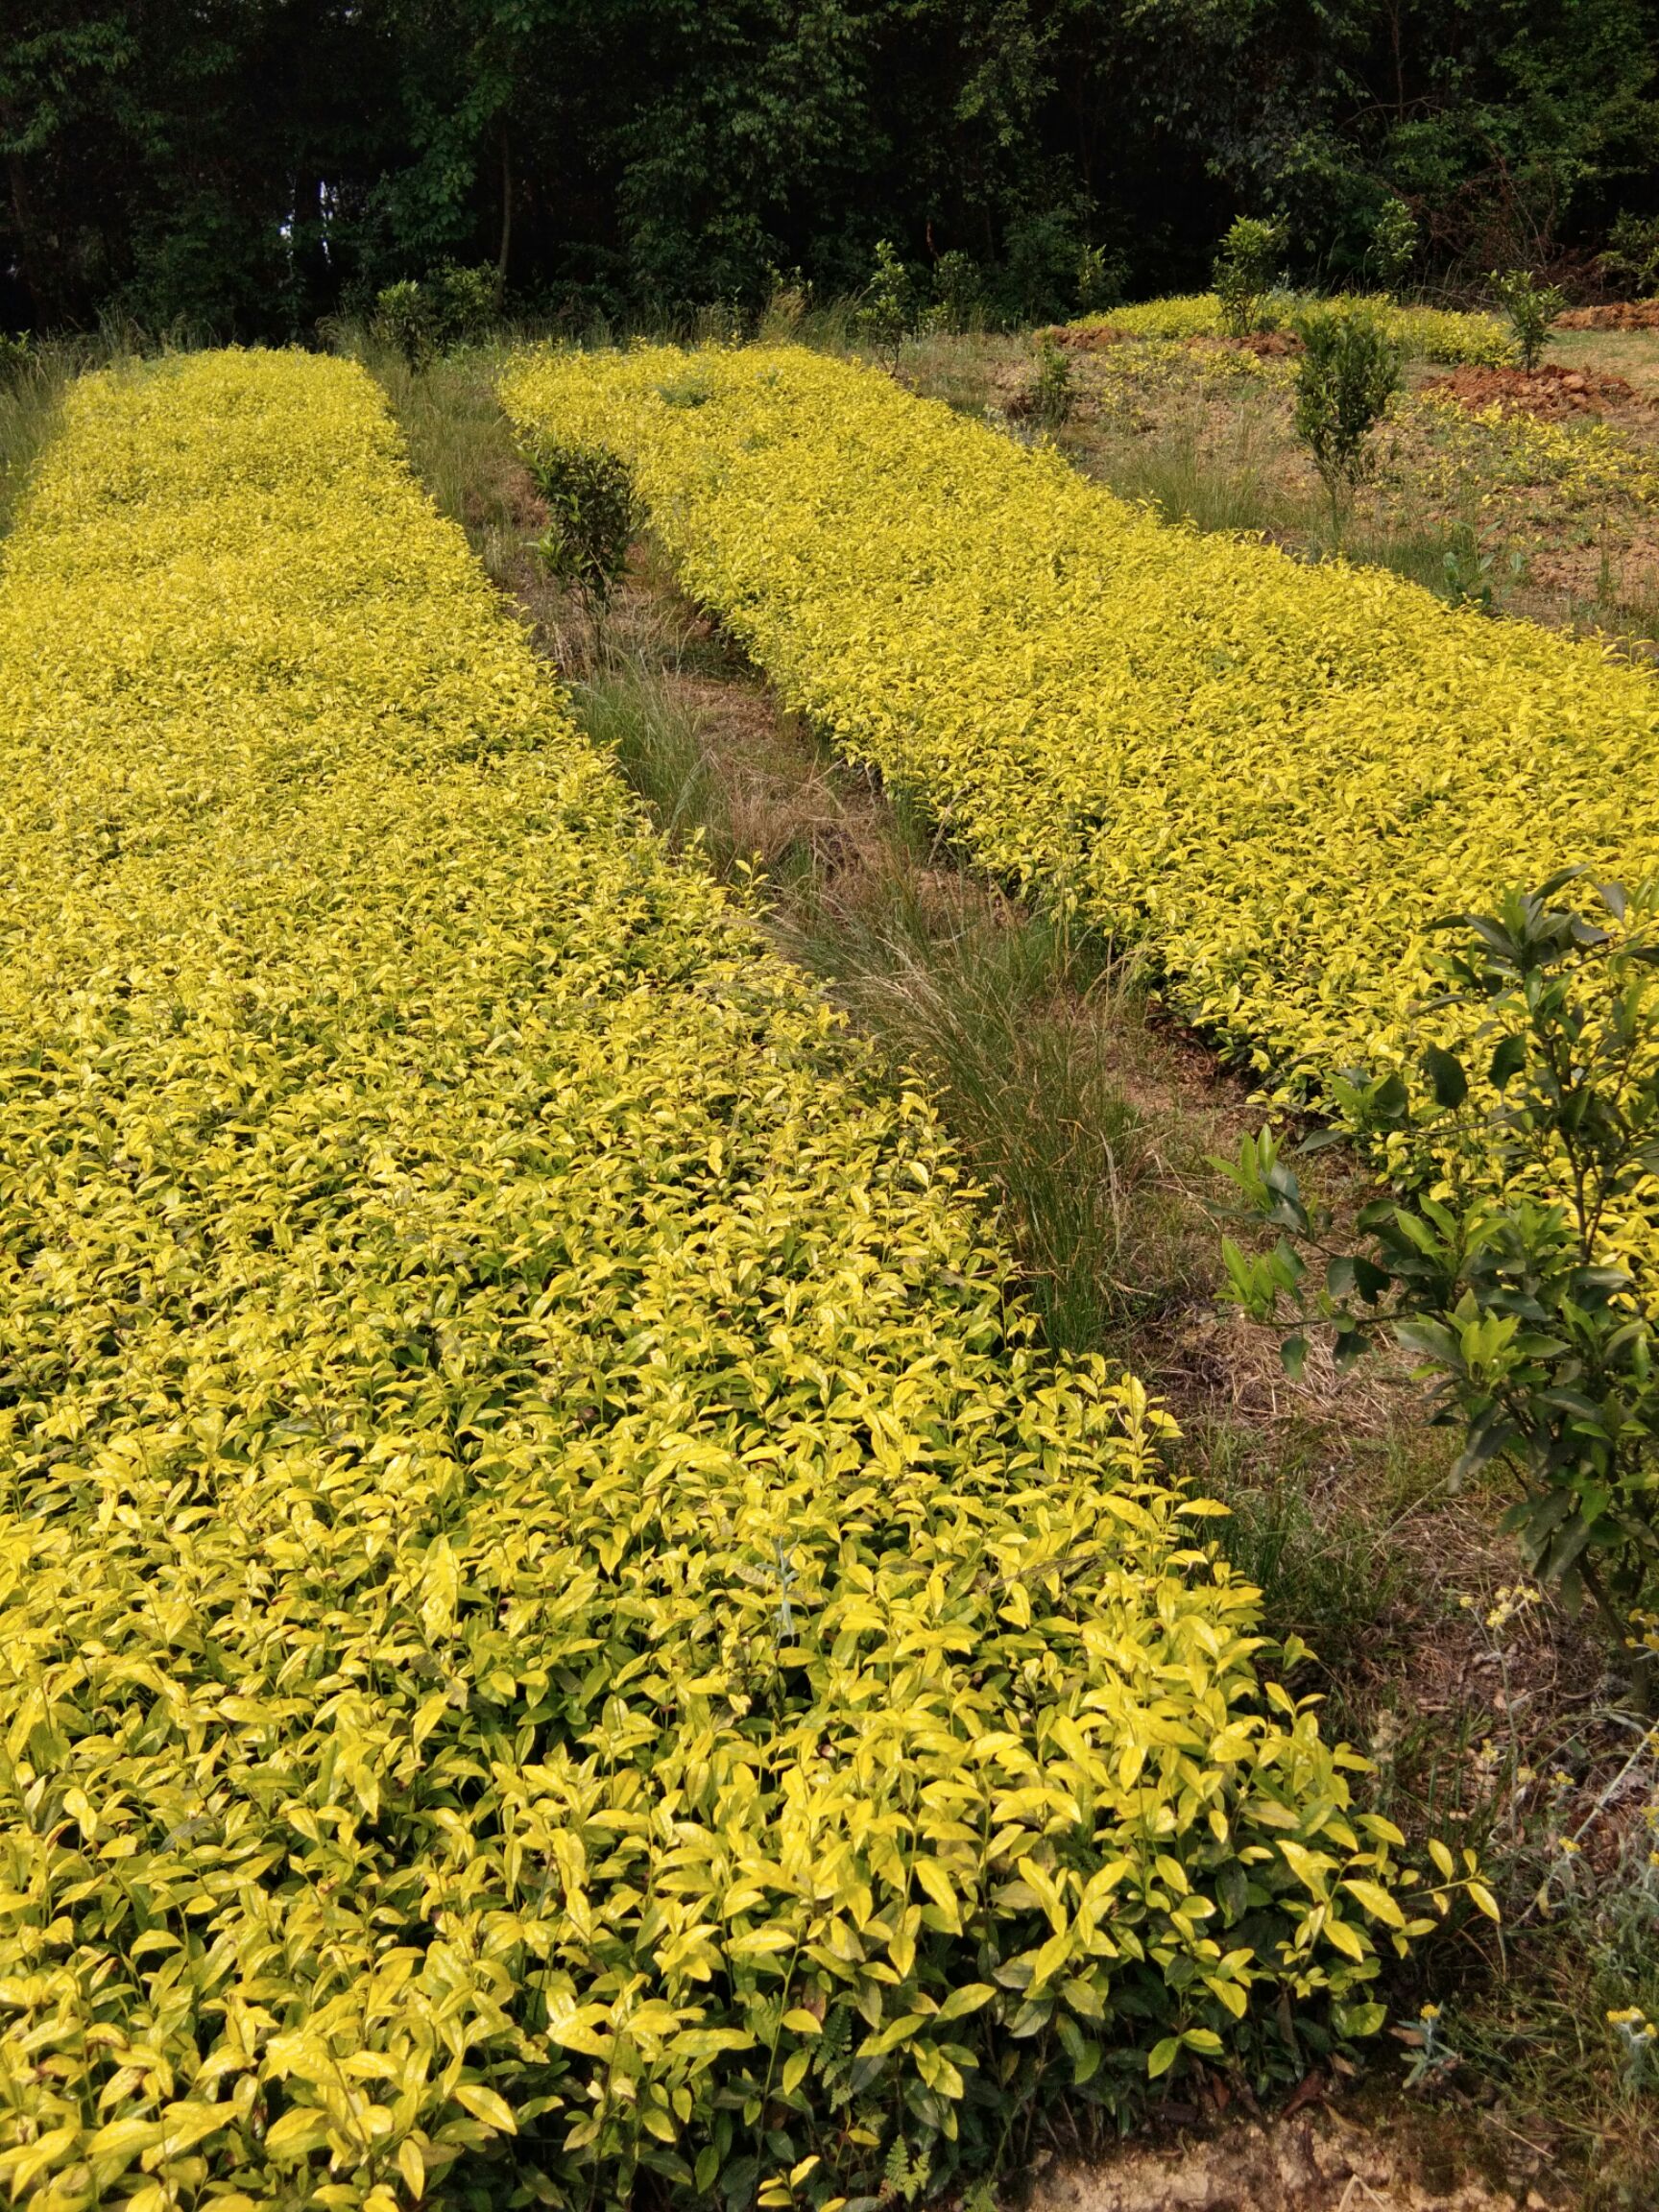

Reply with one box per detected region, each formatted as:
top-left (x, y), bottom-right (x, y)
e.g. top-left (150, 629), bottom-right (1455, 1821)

top-left (1220, 872), bottom-right (1659, 1705)
top-left (1489, 269), bottom-right (1566, 371)
top-left (434, 259), bottom-right (504, 344)
top-left (926, 249), bottom-right (984, 334)
top-left (1075, 242), bottom-right (1123, 315)
top-left (0, 333), bottom-right (31, 384)
top-left (1214, 217), bottom-right (1283, 338)
top-left (1031, 336), bottom-right (1074, 427)
top-left (856, 238), bottom-right (914, 369)
top-left (1599, 213), bottom-right (1659, 300)
top-left (520, 432), bottom-right (639, 627)
top-left (373, 276), bottom-right (438, 369)
top-left (1369, 200), bottom-right (1418, 297)
top-left (1291, 305), bottom-right (1401, 545)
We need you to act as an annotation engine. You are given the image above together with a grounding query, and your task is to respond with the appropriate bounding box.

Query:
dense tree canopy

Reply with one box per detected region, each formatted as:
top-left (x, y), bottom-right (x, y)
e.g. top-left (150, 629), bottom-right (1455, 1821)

top-left (4, 0), bottom-right (1657, 334)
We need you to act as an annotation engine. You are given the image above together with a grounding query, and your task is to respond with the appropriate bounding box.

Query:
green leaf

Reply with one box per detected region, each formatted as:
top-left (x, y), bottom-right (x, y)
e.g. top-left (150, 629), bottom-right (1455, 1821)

top-left (1421, 1046), bottom-right (1468, 1109)
top-left (1488, 1033), bottom-right (1528, 1089)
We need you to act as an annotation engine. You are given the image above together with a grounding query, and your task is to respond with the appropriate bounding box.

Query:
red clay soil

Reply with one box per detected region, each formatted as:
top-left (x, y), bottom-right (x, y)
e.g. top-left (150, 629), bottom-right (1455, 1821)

top-left (1420, 360), bottom-right (1643, 417)
top-left (1042, 323), bottom-right (1125, 350)
top-left (1041, 325), bottom-right (1305, 361)
top-left (1555, 299), bottom-right (1659, 331)
top-left (1189, 330), bottom-right (1302, 358)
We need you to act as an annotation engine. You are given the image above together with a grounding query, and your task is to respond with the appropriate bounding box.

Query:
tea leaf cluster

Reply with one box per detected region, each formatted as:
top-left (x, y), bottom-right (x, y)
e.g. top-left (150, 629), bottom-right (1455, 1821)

top-left (1214, 219), bottom-right (1284, 338)
top-left (1291, 305), bottom-right (1402, 540)
top-left (1221, 875), bottom-right (1659, 1685)
top-left (520, 433), bottom-right (639, 614)
top-left (1488, 270), bottom-right (1566, 373)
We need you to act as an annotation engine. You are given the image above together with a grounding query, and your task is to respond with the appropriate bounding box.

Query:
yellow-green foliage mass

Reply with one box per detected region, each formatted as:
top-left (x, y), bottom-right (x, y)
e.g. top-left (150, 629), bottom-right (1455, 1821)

top-left (1414, 387), bottom-right (1659, 509)
top-left (0, 353), bottom-right (1413, 2208)
top-left (501, 347), bottom-right (1659, 1281)
top-left (1070, 292), bottom-right (1512, 364)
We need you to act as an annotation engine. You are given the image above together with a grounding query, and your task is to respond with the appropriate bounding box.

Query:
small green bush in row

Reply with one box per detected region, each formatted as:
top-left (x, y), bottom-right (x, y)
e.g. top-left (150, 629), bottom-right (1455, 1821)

top-left (373, 262), bottom-right (504, 367)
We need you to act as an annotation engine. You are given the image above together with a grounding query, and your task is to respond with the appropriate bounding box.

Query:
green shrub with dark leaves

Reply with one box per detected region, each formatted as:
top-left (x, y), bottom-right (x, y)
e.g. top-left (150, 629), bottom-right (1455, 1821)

top-left (856, 239), bottom-right (914, 370)
top-left (1489, 269), bottom-right (1566, 371)
top-left (373, 276), bottom-right (438, 370)
top-left (1291, 305), bottom-right (1401, 545)
top-left (1214, 217), bottom-right (1283, 338)
top-left (520, 432), bottom-right (640, 622)
top-left (1369, 200), bottom-right (1418, 297)
top-left (1221, 873), bottom-right (1659, 1705)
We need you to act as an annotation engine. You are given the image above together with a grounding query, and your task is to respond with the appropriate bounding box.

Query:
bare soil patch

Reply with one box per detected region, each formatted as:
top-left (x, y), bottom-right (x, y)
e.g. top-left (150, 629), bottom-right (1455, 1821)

top-left (1419, 362), bottom-right (1644, 419)
top-left (1030, 2092), bottom-right (1567, 2212)
top-left (1043, 323), bottom-right (1127, 350)
top-left (1556, 301), bottom-right (1659, 332)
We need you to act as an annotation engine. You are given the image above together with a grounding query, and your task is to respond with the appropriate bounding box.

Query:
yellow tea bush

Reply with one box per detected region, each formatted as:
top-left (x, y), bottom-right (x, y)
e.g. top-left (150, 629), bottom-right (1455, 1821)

top-left (1069, 292), bottom-right (1511, 364)
top-left (1415, 386), bottom-right (1659, 508)
top-left (0, 354), bottom-right (1415, 2209)
top-left (501, 347), bottom-right (1659, 1282)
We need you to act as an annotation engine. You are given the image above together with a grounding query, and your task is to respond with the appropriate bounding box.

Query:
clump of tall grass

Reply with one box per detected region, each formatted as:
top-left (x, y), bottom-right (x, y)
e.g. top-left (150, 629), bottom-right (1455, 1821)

top-left (1, 336), bottom-right (108, 537)
top-left (563, 635), bottom-right (1196, 1353)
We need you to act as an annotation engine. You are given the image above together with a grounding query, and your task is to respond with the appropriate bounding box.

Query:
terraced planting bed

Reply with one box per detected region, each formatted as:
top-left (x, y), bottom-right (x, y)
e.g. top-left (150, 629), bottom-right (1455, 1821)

top-left (908, 298), bottom-right (1659, 648)
top-left (502, 344), bottom-right (1659, 1292)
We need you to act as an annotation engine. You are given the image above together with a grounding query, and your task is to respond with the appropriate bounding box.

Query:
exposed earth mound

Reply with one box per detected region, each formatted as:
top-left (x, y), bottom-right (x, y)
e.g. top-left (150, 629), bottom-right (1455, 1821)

top-left (1555, 299), bottom-right (1659, 331)
top-left (1420, 360), bottom-right (1642, 417)
top-left (1029, 2097), bottom-right (1566, 2212)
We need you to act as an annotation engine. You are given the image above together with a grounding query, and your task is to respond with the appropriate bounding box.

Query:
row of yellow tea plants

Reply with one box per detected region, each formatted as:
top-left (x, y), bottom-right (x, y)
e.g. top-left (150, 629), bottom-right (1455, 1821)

top-left (1414, 385), bottom-right (1659, 509)
top-left (1067, 292), bottom-right (1512, 364)
top-left (501, 347), bottom-right (1659, 1282)
top-left (0, 353), bottom-right (1424, 2209)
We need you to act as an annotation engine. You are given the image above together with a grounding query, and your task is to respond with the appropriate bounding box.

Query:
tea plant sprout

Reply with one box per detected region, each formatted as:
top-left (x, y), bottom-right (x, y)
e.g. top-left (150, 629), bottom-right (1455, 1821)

top-left (1370, 197), bottom-right (1419, 297)
top-left (1214, 214), bottom-right (1283, 337)
top-left (371, 277), bottom-right (436, 370)
top-left (856, 237), bottom-right (913, 371)
top-left (1031, 337), bottom-right (1073, 428)
top-left (519, 432), bottom-right (639, 652)
top-left (1490, 269), bottom-right (1567, 372)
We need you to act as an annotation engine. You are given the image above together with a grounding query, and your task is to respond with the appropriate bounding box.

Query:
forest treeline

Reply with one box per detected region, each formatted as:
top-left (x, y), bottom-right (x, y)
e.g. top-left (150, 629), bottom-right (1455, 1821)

top-left (6, 0), bottom-right (1659, 337)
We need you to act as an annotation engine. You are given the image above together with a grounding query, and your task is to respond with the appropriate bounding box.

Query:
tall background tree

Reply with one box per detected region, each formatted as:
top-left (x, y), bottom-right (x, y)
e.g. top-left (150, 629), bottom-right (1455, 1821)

top-left (4, 0), bottom-right (1657, 334)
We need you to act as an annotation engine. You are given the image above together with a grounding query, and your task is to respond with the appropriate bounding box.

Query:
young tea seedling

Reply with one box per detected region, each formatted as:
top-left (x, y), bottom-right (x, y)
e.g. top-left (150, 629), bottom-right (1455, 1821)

top-left (1490, 270), bottom-right (1567, 372)
top-left (1292, 304), bottom-right (1401, 549)
top-left (1220, 871), bottom-right (1659, 1706)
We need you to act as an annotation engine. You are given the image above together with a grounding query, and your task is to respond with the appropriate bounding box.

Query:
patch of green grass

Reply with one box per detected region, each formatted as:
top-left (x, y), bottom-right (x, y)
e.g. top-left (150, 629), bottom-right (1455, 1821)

top-left (1091, 418), bottom-right (1289, 537)
top-left (578, 657), bottom-right (732, 856)
top-left (781, 883), bottom-right (1189, 1351)
top-left (1090, 419), bottom-right (1498, 603)
top-left (367, 345), bottom-right (531, 587)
